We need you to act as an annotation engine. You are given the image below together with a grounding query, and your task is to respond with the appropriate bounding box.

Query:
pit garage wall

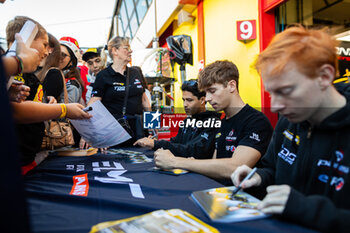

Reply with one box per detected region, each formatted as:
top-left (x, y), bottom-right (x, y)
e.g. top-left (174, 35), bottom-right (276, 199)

top-left (172, 0), bottom-right (262, 112)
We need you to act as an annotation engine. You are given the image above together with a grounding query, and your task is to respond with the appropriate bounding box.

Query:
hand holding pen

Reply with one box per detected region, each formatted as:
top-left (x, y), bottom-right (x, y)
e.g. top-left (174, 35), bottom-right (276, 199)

top-left (83, 106), bottom-right (93, 112)
top-left (230, 166), bottom-right (261, 199)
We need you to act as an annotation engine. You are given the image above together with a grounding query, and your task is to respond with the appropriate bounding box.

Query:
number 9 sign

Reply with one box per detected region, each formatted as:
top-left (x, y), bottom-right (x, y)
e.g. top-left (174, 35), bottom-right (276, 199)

top-left (237, 20), bottom-right (256, 41)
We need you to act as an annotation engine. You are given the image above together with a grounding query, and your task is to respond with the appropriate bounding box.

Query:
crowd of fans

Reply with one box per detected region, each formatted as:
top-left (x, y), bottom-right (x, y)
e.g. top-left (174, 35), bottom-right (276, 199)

top-left (1, 10), bottom-right (350, 233)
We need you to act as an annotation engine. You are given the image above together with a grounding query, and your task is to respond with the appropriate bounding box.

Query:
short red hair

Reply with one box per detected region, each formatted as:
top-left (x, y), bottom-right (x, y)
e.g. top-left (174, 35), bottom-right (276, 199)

top-left (255, 25), bottom-right (339, 79)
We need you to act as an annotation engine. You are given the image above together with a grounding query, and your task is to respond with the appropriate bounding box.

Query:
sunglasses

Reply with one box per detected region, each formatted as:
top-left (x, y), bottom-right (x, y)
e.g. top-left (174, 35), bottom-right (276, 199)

top-left (183, 80), bottom-right (198, 87)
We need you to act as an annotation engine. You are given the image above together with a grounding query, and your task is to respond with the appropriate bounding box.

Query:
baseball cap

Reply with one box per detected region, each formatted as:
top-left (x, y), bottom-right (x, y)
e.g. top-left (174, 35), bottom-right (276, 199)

top-left (82, 47), bottom-right (101, 62)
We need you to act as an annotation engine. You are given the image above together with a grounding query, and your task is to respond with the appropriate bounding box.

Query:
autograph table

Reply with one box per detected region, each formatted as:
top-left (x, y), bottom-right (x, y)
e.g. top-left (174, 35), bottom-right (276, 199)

top-left (24, 148), bottom-right (319, 233)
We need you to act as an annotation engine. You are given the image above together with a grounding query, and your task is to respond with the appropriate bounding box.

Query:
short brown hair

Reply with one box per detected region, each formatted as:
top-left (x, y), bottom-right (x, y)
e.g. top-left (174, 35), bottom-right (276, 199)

top-left (198, 60), bottom-right (239, 91)
top-left (6, 16), bottom-right (47, 47)
top-left (107, 36), bottom-right (129, 59)
top-left (255, 25), bottom-right (339, 79)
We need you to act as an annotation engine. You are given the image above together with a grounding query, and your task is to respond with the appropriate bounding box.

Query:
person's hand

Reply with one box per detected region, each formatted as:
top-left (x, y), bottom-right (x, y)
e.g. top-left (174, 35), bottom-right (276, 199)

top-left (15, 33), bottom-right (41, 73)
top-left (258, 185), bottom-right (291, 214)
top-left (231, 164), bottom-right (262, 189)
top-left (79, 138), bottom-right (107, 153)
top-left (133, 137), bottom-right (154, 148)
top-left (154, 148), bottom-right (176, 169)
top-left (8, 80), bottom-right (30, 102)
top-left (99, 147), bottom-right (108, 153)
top-left (66, 103), bottom-right (92, 120)
top-left (46, 96), bottom-right (57, 104)
top-left (79, 138), bottom-right (90, 149)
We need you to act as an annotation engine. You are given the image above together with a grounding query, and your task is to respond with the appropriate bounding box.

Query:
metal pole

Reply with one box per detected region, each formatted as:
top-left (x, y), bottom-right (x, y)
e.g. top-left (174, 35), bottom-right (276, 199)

top-left (151, 0), bottom-right (161, 111)
top-left (153, 0), bottom-right (159, 48)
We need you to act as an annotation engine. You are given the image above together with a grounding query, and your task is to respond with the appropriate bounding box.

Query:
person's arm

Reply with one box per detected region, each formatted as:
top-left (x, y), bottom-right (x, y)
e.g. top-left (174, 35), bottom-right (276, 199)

top-left (154, 127), bottom-right (217, 159)
top-left (142, 92), bottom-right (151, 111)
top-left (281, 188), bottom-right (350, 232)
top-left (11, 101), bottom-right (91, 124)
top-left (255, 184), bottom-right (350, 232)
top-left (86, 71), bottom-right (104, 106)
top-left (154, 145), bottom-right (261, 179)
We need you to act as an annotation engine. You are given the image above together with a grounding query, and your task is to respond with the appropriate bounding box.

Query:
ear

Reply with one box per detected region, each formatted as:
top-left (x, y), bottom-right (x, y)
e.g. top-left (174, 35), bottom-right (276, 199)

top-left (111, 47), bottom-right (118, 58)
top-left (227, 80), bottom-right (237, 93)
top-left (317, 64), bottom-right (335, 90)
top-left (199, 96), bottom-right (206, 105)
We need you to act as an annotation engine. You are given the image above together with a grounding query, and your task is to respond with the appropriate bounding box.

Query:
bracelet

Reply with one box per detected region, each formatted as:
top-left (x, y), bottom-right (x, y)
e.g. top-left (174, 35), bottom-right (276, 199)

top-left (59, 104), bottom-right (67, 119)
top-left (12, 55), bottom-right (23, 75)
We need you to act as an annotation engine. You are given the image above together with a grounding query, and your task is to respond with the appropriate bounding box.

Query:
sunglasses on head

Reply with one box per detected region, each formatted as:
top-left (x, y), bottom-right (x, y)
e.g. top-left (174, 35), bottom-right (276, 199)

top-left (183, 80), bottom-right (198, 87)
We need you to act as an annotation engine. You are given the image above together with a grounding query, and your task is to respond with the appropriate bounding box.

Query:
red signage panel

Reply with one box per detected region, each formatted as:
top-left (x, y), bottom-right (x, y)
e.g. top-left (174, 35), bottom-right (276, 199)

top-left (237, 20), bottom-right (256, 41)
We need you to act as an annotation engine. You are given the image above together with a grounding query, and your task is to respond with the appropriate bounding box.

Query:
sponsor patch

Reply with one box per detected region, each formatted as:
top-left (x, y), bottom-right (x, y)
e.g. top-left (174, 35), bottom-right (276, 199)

top-left (283, 130), bottom-right (300, 145)
top-left (114, 86), bottom-right (126, 91)
top-left (226, 145), bottom-right (236, 152)
top-left (318, 174), bottom-right (345, 191)
top-left (70, 174), bottom-right (89, 196)
top-left (277, 145), bottom-right (296, 165)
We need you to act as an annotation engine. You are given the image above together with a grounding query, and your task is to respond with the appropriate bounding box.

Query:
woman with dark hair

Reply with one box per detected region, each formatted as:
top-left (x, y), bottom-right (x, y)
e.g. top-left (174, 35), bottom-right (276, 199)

top-left (36, 33), bottom-right (64, 102)
top-left (58, 36), bottom-right (85, 104)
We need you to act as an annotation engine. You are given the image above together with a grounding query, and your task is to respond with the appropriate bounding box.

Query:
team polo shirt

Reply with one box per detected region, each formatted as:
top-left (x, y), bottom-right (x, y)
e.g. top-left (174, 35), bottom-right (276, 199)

top-left (215, 104), bottom-right (273, 158)
top-left (92, 66), bottom-right (144, 115)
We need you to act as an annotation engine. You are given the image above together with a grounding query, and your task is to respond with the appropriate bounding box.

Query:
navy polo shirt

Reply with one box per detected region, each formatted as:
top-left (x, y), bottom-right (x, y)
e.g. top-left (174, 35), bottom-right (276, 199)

top-left (92, 65), bottom-right (144, 115)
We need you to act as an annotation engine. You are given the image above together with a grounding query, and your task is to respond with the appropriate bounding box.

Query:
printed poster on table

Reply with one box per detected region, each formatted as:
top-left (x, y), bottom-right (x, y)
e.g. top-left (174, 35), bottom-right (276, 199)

top-left (191, 186), bottom-right (270, 223)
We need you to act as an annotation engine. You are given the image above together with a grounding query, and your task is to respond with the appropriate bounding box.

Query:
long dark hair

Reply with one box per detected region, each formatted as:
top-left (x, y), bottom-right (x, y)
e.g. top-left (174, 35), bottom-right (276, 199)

top-left (64, 67), bottom-right (85, 92)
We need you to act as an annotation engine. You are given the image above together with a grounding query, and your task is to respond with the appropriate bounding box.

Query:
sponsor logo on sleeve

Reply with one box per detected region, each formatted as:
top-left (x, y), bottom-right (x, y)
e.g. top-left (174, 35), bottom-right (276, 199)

top-left (249, 132), bottom-right (260, 142)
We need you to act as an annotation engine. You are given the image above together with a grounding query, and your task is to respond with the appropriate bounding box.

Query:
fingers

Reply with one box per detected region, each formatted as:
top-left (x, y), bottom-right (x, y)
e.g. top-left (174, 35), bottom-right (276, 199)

top-left (240, 177), bottom-right (258, 189)
top-left (15, 33), bottom-right (24, 44)
top-left (259, 205), bottom-right (285, 214)
top-left (154, 148), bottom-right (165, 159)
top-left (231, 165), bottom-right (261, 189)
top-left (231, 165), bottom-right (250, 186)
top-left (101, 147), bottom-right (108, 153)
top-left (47, 96), bottom-right (57, 104)
top-left (266, 185), bottom-right (290, 194)
top-left (79, 138), bottom-right (85, 149)
top-left (258, 185), bottom-right (291, 214)
top-left (16, 33), bottom-right (41, 73)
top-left (133, 139), bottom-right (143, 147)
top-left (66, 103), bottom-right (92, 119)
top-left (9, 83), bottom-right (30, 103)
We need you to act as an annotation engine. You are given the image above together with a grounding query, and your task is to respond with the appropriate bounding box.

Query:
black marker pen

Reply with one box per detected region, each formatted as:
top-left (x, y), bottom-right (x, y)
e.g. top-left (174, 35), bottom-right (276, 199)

top-left (83, 106), bottom-right (93, 112)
